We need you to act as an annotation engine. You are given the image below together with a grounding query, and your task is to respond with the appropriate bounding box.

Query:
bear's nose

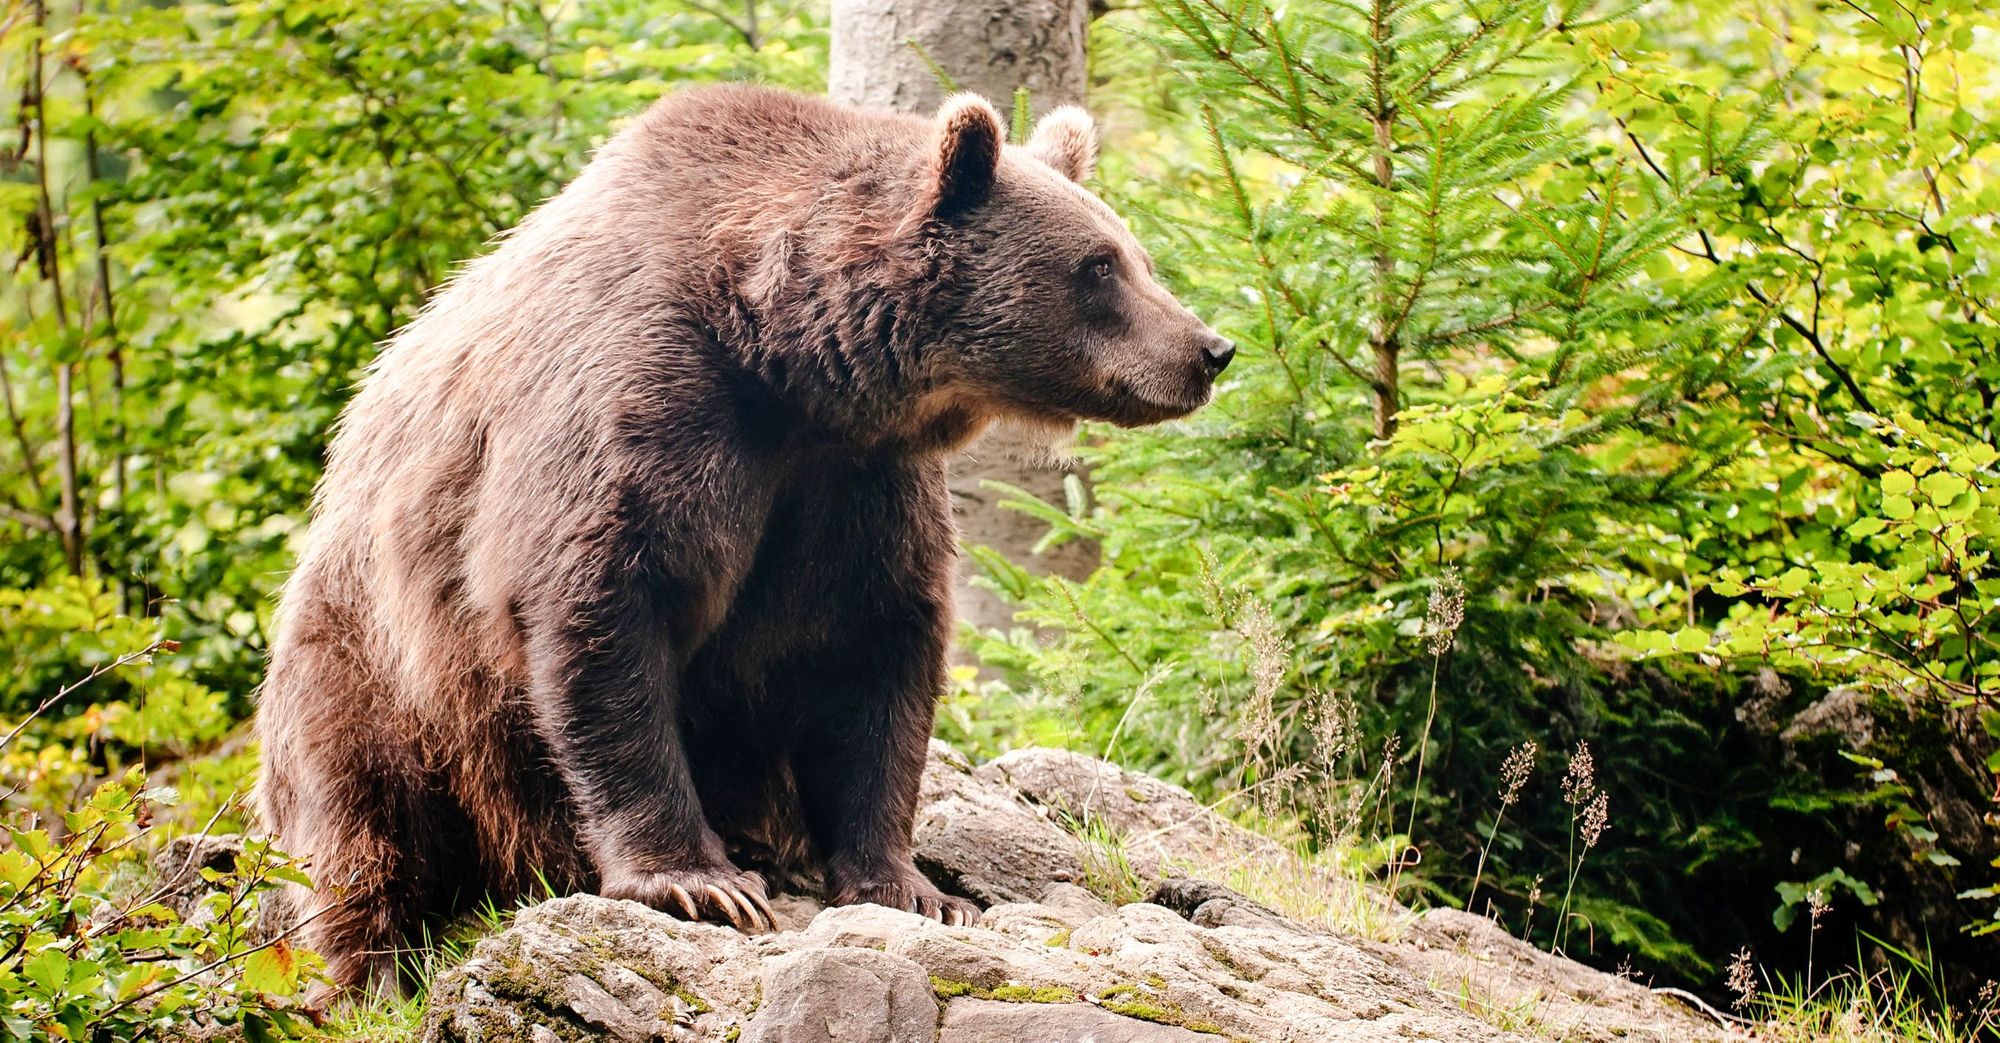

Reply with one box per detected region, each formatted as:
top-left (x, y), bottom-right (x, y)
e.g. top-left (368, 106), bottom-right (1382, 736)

top-left (1200, 334), bottom-right (1236, 375)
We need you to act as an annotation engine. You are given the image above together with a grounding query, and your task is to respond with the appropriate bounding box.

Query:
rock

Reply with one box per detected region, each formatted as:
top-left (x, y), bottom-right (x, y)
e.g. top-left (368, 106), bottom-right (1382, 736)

top-left (765, 892), bottom-right (829, 932)
top-left (889, 926), bottom-right (1085, 992)
top-left (419, 744), bottom-right (1726, 1043)
top-left (1063, 901), bottom-right (1507, 1041)
top-left (912, 739), bottom-right (1087, 904)
top-left (939, 998), bottom-right (1214, 1042)
top-left (975, 886), bottom-right (1112, 946)
top-left (421, 895), bottom-right (762, 1042)
top-left (977, 904), bottom-right (1079, 947)
top-left (1374, 907), bottom-right (1725, 1042)
top-left (790, 902), bottom-right (938, 951)
top-left (150, 834), bottom-right (247, 929)
top-left (744, 948), bottom-right (936, 1043)
top-left (148, 833), bottom-right (299, 943)
top-left (1036, 883), bottom-right (1115, 924)
top-left (975, 748), bottom-right (1285, 877)
top-left (1145, 878), bottom-right (1302, 934)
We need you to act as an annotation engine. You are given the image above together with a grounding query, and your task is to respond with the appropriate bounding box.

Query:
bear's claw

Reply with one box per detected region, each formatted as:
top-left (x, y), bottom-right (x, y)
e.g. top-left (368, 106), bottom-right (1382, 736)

top-left (833, 877), bottom-right (981, 928)
top-left (667, 883), bottom-right (700, 921)
top-left (603, 866), bottom-right (777, 933)
top-left (744, 888), bottom-right (780, 930)
top-left (703, 883), bottom-right (755, 932)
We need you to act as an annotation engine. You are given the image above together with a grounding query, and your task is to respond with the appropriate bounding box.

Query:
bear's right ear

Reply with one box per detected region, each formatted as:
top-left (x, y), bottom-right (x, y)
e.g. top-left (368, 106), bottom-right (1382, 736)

top-left (1028, 106), bottom-right (1097, 183)
top-left (928, 93), bottom-right (1004, 220)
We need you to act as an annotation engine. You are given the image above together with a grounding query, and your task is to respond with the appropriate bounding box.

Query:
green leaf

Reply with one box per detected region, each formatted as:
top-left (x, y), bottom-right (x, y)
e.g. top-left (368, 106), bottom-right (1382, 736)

top-left (1672, 627), bottom-right (1711, 652)
top-left (239, 940), bottom-right (301, 997)
top-left (1920, 472), bottom-right (1969, 503)
top-left (1846, 517), bottom-right (1887, 538)
top-left (24, 949), bottom-right (69, 994)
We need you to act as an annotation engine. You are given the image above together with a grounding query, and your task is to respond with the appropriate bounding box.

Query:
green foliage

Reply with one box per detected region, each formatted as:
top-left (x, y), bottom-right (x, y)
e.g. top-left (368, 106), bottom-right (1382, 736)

top-left (1, 648), bottom-right (316, 1039)
top-left (965, 0), bottom-right (2000, 992)
top-left (0, 0), bottom-right (826, 706)
top-left (971, 0), bottom-right (1757, 977)
top-left (1600, 0), bottom-right (2000, 940)
top-left (0, 2), bottom-right (825, 1036)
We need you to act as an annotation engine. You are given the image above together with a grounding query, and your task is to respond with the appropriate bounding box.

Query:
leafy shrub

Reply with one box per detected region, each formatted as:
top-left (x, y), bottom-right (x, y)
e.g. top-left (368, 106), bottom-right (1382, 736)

top-left (1, 642), bottom-right (315, 1040)
top-left (965, 0), bottom-right (2000, 989)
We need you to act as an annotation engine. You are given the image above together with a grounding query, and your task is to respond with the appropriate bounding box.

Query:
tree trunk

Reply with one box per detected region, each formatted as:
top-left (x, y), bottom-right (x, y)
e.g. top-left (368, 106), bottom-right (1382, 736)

top-left (828, 0), bottom-right (1097, 641)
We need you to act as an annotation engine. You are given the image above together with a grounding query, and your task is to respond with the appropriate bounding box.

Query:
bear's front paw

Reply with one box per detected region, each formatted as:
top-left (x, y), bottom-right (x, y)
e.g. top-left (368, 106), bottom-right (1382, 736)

top-left (833, 876), bottom-right (981, 927)
top-left (600, 864), bottom-right (777, 933)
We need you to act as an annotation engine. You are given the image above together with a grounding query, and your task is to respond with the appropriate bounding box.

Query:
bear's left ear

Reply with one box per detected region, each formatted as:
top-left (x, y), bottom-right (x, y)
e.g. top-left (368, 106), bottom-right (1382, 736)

top-left (1028, 106), bottom-right (1097, 183)
top-left (930, 93), bottom-right (1004, 220)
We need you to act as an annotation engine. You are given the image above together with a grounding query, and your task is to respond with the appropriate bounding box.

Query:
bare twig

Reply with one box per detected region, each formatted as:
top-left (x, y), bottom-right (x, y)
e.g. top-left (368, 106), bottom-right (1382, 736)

top-left (1652, 986), bottom-right (1751, 1027)
top-left (0, 638), bottom-right (173, 752)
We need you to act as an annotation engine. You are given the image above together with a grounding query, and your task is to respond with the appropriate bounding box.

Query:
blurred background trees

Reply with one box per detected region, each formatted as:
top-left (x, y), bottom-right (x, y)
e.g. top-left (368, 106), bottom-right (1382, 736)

top-left (1, 0), bottom-right (1995, 1035)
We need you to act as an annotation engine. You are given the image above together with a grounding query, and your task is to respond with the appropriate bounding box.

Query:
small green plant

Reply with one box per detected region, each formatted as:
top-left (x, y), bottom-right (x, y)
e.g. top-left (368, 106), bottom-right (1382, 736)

top-left (1717, 934), bottom-right (2000, 1042)
top-left (1059, 810), bottom-right (1149, 908)
top-left (1441, 974), bottom-right (1553, 1037)
top-left (0, 646), bottom-right (319, 1040)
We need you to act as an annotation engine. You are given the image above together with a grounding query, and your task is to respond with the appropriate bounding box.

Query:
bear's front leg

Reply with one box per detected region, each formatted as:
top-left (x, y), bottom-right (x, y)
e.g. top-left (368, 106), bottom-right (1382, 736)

top-left (792, 646), bottom-right (981, 928)
top-left (526, 581), bottom-right (777, 933)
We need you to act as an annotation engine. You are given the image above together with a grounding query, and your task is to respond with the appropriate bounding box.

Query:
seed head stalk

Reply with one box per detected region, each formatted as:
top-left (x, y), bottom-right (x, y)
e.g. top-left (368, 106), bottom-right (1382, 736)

top-left (1396, 570), bottom-right (1463, 901)
top-left (1554, 742), bottom-right (1607, 954)
top-left (1467, 740), bottom-right (1535, 911)
top-left (1805, 887), bottom-right (1830, 999)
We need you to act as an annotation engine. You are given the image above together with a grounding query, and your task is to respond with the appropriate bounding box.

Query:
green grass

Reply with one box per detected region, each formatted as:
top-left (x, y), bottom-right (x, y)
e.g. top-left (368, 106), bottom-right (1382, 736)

top-left (311, 893), bottom-right (526, 1039)
top-left (1742, 944), bottom-right (1997, 1043)
top-left (1053, 808), bottom-right (1149, 907)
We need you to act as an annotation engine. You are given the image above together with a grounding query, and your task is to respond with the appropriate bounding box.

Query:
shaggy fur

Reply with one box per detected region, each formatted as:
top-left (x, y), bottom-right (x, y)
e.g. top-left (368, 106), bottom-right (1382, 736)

top-left (255, 85), bottom-right (1232, 994)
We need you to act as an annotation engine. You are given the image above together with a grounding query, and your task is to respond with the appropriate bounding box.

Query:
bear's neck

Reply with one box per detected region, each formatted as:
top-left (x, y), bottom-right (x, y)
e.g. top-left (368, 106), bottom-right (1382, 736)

top-left (709, 221), bottom-right (990, 457)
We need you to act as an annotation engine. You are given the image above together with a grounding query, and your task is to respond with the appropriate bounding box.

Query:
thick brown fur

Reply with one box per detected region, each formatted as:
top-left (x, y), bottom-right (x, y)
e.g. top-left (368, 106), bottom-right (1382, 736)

top-left (255, 85), bottom-right (1231, 994)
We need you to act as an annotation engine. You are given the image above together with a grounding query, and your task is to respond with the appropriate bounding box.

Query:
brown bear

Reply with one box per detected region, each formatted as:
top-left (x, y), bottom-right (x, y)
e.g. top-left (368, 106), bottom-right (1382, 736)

top-left (255, 84), bottom-right (1231, 993)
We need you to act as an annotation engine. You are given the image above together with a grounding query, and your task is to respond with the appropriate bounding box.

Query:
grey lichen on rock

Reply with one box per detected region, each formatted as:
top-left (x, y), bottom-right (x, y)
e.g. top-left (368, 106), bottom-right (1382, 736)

top-left (741, 948), bottom-right (935, 1043)
top-left (416, 743), bottom-right (1726, 1043)
top-left (420, 895), bottom-right (763, 1042)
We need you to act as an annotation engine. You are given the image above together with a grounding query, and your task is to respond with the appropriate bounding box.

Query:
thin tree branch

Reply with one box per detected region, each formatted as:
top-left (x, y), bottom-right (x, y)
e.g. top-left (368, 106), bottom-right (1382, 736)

top-left (0, 639), bottom-right (174, 752)
top-left (26, 0), bottom-right (83, 574)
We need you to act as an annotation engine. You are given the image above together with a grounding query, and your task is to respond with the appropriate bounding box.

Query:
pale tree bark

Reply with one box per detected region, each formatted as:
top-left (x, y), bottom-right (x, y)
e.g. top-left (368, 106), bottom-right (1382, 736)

top-left (829, 0), bottom-right (1097, 639)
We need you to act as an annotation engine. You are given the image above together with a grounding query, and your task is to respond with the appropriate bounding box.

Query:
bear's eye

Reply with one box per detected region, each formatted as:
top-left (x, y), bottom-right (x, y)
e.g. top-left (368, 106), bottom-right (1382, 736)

top-left (1084, 256), bottom-right (1115, 283)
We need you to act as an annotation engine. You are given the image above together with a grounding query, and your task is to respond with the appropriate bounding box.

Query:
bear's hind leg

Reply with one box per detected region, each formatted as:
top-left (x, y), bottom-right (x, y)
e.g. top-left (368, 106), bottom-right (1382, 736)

top-left (281, 781), bottom-right (450, 999)
top-left (266, 735), bottom-right (465, 996)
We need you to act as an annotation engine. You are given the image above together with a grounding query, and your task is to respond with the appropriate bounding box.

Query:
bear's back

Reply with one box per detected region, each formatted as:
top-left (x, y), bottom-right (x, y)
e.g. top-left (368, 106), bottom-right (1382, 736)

top-left (292, 86), bottom-right (930, 637)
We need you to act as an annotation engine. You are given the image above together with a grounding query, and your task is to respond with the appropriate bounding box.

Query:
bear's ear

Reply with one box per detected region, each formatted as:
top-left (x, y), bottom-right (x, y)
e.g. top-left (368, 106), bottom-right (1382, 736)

top-left (929, 93), bottom-right (1004, 220)
top-left (1028, 106), bottom-right (1097, 183)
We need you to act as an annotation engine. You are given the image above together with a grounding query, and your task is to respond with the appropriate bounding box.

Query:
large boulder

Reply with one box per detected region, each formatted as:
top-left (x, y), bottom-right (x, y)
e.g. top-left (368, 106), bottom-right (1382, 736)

top-left (421, 894), bottom-right (1516, 1043)
top-left (419, 743), bottom-right (1726, 1043)
top-left (910, 740), bottom-right (1087, 904)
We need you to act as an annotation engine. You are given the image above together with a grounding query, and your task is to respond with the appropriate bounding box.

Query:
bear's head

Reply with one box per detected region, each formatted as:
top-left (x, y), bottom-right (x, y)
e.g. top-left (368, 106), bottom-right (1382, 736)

top-left (918, 95), bottom-right (1233, 431)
